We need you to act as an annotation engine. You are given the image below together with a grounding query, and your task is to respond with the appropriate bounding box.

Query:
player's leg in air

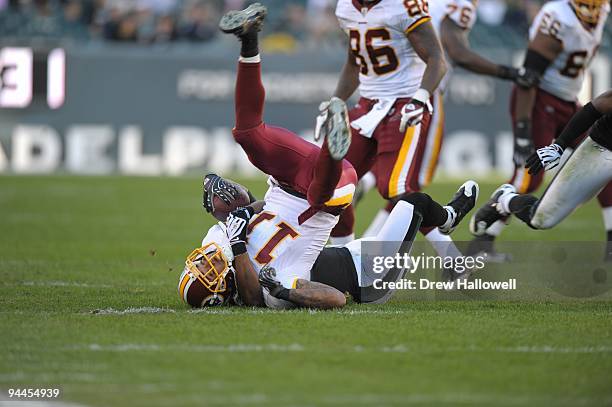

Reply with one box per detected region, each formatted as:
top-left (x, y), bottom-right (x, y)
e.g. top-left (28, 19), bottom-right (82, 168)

top-left (470, 144), bottom-right (612, 260)
top-left (311, 180), bottom-right (480, 303)
top-left (470, 91), bottom-right (612, 261)
top-left (220, 3), bottom-right (355, 217)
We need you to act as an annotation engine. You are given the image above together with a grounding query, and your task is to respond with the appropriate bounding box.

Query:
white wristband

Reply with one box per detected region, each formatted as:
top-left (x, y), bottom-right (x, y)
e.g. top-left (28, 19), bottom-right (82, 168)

top-left (239, 54), bottom-right (261, 63)
top-left (412, 88), bottom-right (430, 104)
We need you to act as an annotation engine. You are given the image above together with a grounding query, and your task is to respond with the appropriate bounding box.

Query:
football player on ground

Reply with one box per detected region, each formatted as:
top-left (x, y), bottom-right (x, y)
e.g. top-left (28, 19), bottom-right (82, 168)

top-left (351, 0), bottom-right (532, 243)
top-left (468, 0), bottom-right (611, 259)
top-left (177, 4), bottom-right (480, 309)
top-left (324, 0), bottom-right (457, 259)
top-left (470, 90), bottom-right (612, 261)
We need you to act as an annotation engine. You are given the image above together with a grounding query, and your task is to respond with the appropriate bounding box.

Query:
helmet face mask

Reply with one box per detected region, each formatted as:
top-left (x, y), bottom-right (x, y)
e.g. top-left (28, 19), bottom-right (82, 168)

top-left (179, 242), bottom-right (237, 307)
top-left (571, 0), bottom-right (606, 25)
top-left (185, 242), bottom-right (230, 293)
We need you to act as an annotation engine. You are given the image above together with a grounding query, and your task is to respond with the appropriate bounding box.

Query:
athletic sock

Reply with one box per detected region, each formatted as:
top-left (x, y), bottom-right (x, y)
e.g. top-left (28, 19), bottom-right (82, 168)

top-left (240, 32), bottom-right (259, 58)
top-left (239, 54), bottom-right (261, 63)
top-left (498, 192), bottom-right (518, 215)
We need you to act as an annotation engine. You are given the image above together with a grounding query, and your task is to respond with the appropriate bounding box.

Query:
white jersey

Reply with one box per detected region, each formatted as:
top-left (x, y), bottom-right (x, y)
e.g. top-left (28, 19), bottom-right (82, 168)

top-left (335, 0), bottom-right (431, 99)
top-left (430, 0), bottom-right (477, 34)
top-left (530, 0), bottom-right (609, 101)
top-left (429, 0), bottom-right (478, 93)
top-left (200, 177), bottom-right (339, 307)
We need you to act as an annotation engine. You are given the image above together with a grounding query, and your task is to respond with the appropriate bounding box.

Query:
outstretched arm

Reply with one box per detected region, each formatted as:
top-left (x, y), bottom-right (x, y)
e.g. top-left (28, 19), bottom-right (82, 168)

top-left (525, 90), bottom-right (612, 174)
top-left (440, 18), bottom-right (516, 79)
top-left (553, 90), bottom-right (612, 148)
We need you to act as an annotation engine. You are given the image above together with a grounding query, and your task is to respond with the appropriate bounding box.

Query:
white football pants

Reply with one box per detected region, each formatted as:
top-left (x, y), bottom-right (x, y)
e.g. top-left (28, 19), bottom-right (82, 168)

top-left (531, 138), bottom-right (612, 229)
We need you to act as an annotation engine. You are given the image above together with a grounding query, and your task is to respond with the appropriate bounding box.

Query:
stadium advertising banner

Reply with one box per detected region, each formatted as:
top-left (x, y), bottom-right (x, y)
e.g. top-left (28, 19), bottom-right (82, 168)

top-left (0, 46), bottom-right (610, 176)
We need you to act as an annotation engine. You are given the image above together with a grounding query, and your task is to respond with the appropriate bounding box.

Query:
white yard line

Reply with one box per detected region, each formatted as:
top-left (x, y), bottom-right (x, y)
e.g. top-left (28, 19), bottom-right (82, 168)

top-left (88, 307), bottom-right (176, 315)
top-left (62, 343), bottom-right (612, 354)
top-left (111, 390), bottom-right (612, 406)
top-left (3, 281), bottom-right (112, 289)
top-left (67, 343), bottom-right (304, 352)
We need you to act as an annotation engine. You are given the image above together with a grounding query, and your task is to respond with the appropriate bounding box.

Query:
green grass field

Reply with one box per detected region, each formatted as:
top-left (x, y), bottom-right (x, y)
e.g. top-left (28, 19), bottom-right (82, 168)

top-left (1, 175), bottom-right (611, 406)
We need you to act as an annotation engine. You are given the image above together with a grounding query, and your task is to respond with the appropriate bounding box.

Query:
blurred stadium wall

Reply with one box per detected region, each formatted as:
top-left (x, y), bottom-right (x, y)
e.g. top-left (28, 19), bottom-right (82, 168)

top-left (0, 21), bottom-right (610, 178)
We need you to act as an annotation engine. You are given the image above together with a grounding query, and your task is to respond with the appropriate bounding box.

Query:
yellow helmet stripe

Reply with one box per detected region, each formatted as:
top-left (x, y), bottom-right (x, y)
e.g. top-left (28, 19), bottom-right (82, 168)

top-left (178, 273), bottom-right (191, 302)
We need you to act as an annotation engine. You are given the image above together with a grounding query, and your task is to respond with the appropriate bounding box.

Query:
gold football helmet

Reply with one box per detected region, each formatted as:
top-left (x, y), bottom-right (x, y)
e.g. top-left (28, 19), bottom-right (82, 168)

top-left (571, 0), bottom-right (607, 24)
top-left (178, 242), bottom-right (236, 307)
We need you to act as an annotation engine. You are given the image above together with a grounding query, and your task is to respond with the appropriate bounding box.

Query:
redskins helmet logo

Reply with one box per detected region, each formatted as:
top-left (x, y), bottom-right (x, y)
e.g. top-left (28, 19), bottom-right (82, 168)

top-left (201, 294), bottom-right (225, 307)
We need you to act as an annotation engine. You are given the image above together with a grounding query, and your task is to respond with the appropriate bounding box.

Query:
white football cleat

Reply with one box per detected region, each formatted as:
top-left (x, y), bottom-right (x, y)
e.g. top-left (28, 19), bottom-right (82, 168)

top-left (323, 97), bottom-right (351, 161)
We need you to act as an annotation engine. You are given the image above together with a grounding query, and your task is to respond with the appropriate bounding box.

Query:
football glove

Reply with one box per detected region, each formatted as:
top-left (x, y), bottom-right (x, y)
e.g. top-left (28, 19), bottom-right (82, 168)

top-left (314, 100), bottom-right (330, 142)
top-left (513, 119), bottom-right (535, 166)
top-left (225, 206), bottom-right (255, 256)
top-left (203, 173), bottom-right (240, 213)
top-left (258, 265), bottom-right (291, 301)
top-left (514, 68), bottom-right (540, 89)
top-left (499, 66), bottom-right (540, 88)
top-left (497, 65), bottom-right (520, 81)
top-left (399, 89), bottom-right (432, 133)
top-left (526, 143), bottom-right (564, 175)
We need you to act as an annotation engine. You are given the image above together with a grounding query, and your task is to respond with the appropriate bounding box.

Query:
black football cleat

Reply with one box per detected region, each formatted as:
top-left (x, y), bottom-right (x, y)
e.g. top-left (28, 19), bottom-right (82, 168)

top-left (219, 3), bottom-right (267, 36)
top-left (439, 180), bottom-right (479, 235)
top-left (469, 184), bottom-right (515, 237)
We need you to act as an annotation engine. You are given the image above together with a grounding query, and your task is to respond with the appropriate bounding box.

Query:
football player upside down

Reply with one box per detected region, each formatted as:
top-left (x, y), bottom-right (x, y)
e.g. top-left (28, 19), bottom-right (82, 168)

top-left (177, 4), bottom-right (479, 309)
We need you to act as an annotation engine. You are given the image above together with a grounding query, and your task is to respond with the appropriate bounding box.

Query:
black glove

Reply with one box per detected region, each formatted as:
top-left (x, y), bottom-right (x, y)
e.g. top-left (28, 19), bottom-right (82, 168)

top-left (513, 119), bottom-right (535, 166)
top-left (514, 67), bottom-right (540, 89)
top-left (225, 206), bottom-right (255, 256)
top-left (258, 265), bottom-right (291, 301)
top-left (202, 173), bottom-right (239, 213)
top-left (497, 66), bottom-right (540, 89)
top-left (497, 65), bottom-right (520, 81)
